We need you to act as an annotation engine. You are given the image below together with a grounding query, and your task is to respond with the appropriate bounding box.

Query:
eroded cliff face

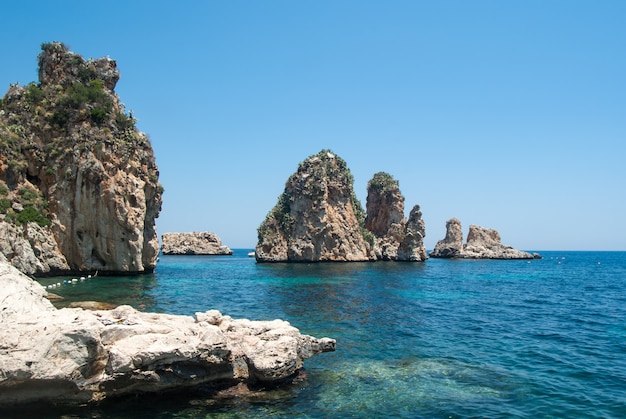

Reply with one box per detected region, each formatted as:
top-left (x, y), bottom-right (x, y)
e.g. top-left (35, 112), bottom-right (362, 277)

top-left (256, 150), bottom-right (375, 262)
top-left (365, 172), bottom-right (426, 261)
top-left (0, 42), bottom-right (162, 275)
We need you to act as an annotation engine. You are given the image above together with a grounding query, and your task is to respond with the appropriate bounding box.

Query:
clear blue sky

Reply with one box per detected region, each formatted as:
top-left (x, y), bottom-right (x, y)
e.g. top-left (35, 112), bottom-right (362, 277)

top-left (2, 1), bottom-right (624, 250)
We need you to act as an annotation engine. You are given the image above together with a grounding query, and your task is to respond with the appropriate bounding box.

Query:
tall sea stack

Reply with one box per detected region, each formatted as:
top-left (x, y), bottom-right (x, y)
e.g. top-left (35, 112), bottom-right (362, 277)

top-left (256, 150), bottom-right (374, 262)
top-left (255, 151), bottom-right (427, 262)
top-left (365, 172), bottom-right (426, 261)
top-left (0, 42), bottom-right (162, 275)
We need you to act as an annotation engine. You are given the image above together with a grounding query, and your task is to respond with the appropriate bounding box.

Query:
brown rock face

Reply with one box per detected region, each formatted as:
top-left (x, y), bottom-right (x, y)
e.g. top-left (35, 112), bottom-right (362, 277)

top-left (430, 218), bottom-right (464, 258)
top-left (162, 232), bottom-right (233, 255)
top-left (256, 150), bottom-right (374, 262)
top-left (365, 172), bottom-right (427, 261)
top-left (0, 42), bottom-right (162, 275)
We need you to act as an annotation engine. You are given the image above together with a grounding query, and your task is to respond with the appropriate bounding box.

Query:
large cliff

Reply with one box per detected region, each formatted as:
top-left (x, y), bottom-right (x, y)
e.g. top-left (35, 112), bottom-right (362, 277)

top-left (255, 151), bottom-right (426, 263)
top-left (256, 150), bottom-right (375, 262)
top-left (0, 42), bottom-right (162, 275)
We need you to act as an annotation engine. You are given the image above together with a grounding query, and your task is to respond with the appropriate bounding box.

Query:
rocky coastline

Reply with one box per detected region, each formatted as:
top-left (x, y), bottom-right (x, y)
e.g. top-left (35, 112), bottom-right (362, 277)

top-left (0, 261), bottom-right (335, 407)
top-left (161, 232), bottom-right (233, 255)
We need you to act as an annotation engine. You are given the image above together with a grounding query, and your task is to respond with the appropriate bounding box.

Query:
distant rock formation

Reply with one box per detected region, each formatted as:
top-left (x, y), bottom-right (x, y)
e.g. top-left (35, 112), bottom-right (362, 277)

top-left (0, 261), bottom-right (335, 407)
top-left (256, 150), bottom-right (375, 262)
top-left (161, 232), bottom-right (233, 255)
top-left (397, 205), bottom-right (428, 261)
top-left (365, 172), bottom-right (426, 261)
top-left (429, 217), bottom-right (464, 258)
top-left (0, 42), bottom-right (162, 275)
top-left (430, 219), bottom-right (539, 259)
top-left (255, 153), bottom-right (427, 263)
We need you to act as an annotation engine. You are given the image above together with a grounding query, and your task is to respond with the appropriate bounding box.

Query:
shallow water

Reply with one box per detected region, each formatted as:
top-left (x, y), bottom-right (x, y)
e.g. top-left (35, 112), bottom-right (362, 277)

top-left (29, 251), bottom-right (626, 418)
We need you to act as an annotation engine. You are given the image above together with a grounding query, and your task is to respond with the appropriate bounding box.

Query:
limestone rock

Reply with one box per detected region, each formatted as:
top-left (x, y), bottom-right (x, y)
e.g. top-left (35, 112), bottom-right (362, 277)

top-left (0, 262), bottom-right (335, 406)
top-left (430, 219), bottom-right (538, 259)
top-left (365, 172), bottom-right (405, 260)
top-left (365, 172), bottom-right (427, 261)
top-left (161, 232), bottom-right (233, 255)
top-left (256, 150), bottom-right (375, 262)
top-left (462, 224), bottom-right (537, 259)
top-left (0, 42), bottom-right (162, 275)
top-left (0, 221), bottom-right (70, 275)
top-left (429, 218), bottom-right (464, 258)
top-left (397, 205), bottom-right (428, 261)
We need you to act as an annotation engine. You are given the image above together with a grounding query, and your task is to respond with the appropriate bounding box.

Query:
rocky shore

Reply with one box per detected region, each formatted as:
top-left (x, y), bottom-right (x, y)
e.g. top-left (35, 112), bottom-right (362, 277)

top-left (161, 232), bottom-right (233, 255)
top-left (0, 262), bottom-right (335, 407)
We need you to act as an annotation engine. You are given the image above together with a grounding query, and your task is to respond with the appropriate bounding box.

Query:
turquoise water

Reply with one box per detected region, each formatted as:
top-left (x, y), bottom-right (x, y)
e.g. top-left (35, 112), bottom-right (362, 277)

top-left (30, 251), bottom-right (626, 417)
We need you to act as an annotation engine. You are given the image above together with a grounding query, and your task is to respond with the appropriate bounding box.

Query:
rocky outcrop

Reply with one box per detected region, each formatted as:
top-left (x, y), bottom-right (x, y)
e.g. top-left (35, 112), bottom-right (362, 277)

top-left (256, 150), bottom-right (375, 262)
top-left (430, 219), bottom-right (539, 259)
top-left (0, 42), bottom-right (162, 275)
top-left (462, 225), bottom-right (539, 259)
top-left (365, 172), bottom-right (427, 261)
top-left (0, 261), bottom-right (335, 407)
top-left (161, 232), bottom-right (233, 255)
top-left (429, 217), bottom-right (464, 258)
top-left (397, 205), bottom-right (428, 261)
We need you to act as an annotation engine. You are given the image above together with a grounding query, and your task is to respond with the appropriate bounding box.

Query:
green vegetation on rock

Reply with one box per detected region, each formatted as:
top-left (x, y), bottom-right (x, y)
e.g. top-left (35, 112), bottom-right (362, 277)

top-left (367, 171), bottom-right (399, 192)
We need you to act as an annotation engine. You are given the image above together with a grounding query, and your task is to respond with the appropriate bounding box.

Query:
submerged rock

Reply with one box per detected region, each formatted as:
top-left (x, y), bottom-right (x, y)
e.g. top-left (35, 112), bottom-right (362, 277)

top-left (0, 42), bottom-right (162, 275)
top-left (430, 219), bottom-right (538, 259)
top-left (256, 150), bottom-right (375, 262)
top-left (0, 262), bottom-right (335, 407)
top-left (161, 232), bottom-right (233, 255)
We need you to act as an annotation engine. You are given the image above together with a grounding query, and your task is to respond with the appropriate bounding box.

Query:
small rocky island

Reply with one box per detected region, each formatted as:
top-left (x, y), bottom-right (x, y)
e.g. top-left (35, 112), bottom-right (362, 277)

top-left (161, 232), bottom-right (233, 255)
top-left (430, 218), bottom-right (540, 259)
top-left (0, 261), bottom-right (335, 407)
top-left (0, 42), bottom-right (162, 276)
top-left (255, 150), bottom-right (426, 262)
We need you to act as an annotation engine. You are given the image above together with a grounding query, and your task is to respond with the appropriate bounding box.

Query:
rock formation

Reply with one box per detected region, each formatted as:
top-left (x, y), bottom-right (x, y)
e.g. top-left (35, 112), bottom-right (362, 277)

top-left (256, 150), bottom-right (375, 262)
top-left (0, 42), bottom-right (162, 275)
top-left (365, 172), bottom-right (427, 261)
top-left (397, 205), bottom-right (428, 261)
top-left (429, 217), bottom-right (464, 258)
top-left (161, 232), bottom-right (233, 255)
top-left (0, 261), bottom-right (335, 407)
top-left (430, 218), bottom-right (539, 259)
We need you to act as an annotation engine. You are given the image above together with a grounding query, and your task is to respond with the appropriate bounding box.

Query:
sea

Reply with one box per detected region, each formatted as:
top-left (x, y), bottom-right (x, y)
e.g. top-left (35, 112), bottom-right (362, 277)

top-left (25, 250), bottom-right (626, 418)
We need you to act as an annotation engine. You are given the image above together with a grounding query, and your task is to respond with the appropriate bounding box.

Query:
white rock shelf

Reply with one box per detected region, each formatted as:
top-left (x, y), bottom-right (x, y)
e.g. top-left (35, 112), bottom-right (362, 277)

top-left (0, 262), bottom-right (335, 407)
